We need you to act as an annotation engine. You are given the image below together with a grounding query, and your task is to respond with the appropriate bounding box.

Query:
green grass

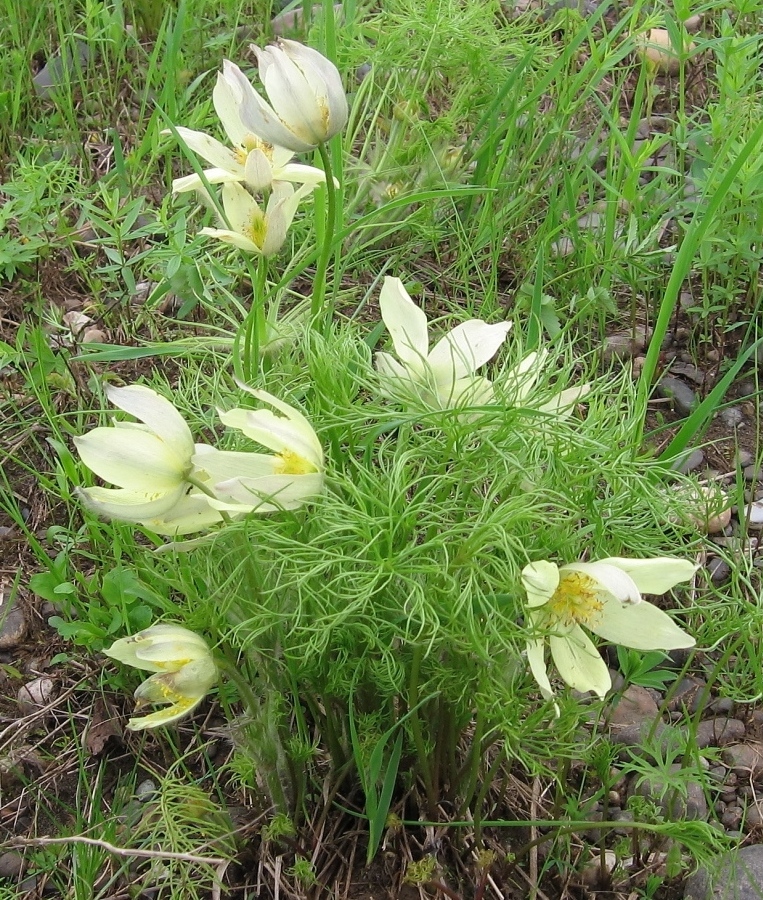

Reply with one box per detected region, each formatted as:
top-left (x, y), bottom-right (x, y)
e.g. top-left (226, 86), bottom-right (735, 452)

top-left (2, 0), bottom-right (763, 895)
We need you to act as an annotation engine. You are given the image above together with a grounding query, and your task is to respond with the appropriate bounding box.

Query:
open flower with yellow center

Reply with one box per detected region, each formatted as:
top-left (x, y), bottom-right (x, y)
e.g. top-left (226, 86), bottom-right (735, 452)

top-left (200, 180), bottom-right (313, 257)
top-left (104, 624), bottom-right (217, 730)
top-left (521, 557), bottom-right (696, 700)
top-left (195, 387), bottom-right (324, 513)
top-left (375, 276), bottom-right (512, 409)
top-left (169, 60), bottom-right (328, 195)
top-left (238, 39), bottom-right (348, 153)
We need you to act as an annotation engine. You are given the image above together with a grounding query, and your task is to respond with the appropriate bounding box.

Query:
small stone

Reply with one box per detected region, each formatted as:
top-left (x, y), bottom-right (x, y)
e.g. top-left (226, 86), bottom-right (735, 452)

top-left (722, 807), bottom-right (743, 830)
top-left (657, 375), bottom-right (698, 416)
top-left (720, 406), bottom-right (745, 429)
top-left (270, 3), bottom-right (342, 34)
top-left (17, 678), bottom-right (55, 715)
top-left (668, 676), bottom-right (706, 712)
top-left (603, 330), bottom-right (647, 363)
top-left (0, 602), bottom-right (27, 650)
top-left (136, 779), bottom-right (158, 801)
top-left (671, 448), bottom-right (705, 473)
top-left (695, 718), bottom-right (746, 749)
top-left (81, 327), bottom-right (107, 344)
top-left (707, 558), bottom-right (731, 585)
top-left (635, 28), bottom-right (696, 74)
top-left (743, 501), bottom-right (763, 527)
top-left (0, 851), bottom-right (26, 879)
top-left (683, 13), bottom-right (702, 31)
top-left (743, 465), bottom-right (763, 481)
top-left (722, 743), bottom-right (763, 778)
top-left (745, 803), bottom-right (763, 830)
top-left (550, 237), bottom-right (574, 257)
top-left (685, 845), bottom-right (763, 900)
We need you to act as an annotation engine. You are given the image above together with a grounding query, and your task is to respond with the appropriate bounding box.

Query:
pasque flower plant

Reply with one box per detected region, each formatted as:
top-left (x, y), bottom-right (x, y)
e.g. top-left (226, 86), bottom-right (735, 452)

top-left (521, 557), bottom-right (697, 700)
top-left (105, 624), bottom-right (217, 730)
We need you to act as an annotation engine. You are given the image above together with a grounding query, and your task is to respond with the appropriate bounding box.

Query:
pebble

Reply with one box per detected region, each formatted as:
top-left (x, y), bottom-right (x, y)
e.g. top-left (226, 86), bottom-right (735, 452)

top-left (745, 803), bottom-right (763, 830)
top-left (720, 406), bottom-right (745, 429)
top-left (722, 743), bottom-right (763, 778)
top-left (722, 807), bottom-right (743, 830)
top-left (743, 501), bottom-right (763, 527)
top-left (743, 465), bottom-right (763, 481)
top-left (0, 851), bottom-right (26, 879)
top-left (685, 845), bottom-right (763, 899)
top-left (672, 448), bottom-right (705, 473)
top-left (603, 330), bottom-right (647, 363)
top-left (0, 602), bottom-right (27, 650)
top-left (17, 678), bottom-right (55, 715)
top-left (706, 558), bottom-right (731, 585)
top-left (657, 375), bottom-right (698, 416)
top-left (694, 718), bottom-right (746, 749)
top-left (683, 13), bottom-right (702, 31)
top-left (635, 28), bottom-right (696, 74)
top-left (668, 676), bottom-right (706, 713)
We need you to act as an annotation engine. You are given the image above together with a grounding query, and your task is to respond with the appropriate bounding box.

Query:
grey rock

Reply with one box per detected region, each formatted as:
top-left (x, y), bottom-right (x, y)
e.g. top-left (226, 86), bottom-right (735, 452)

top-left (722, 807), bottom-right (743, 830)
top-left (668, 676), bottom-right (706, 713)
top-left (743, 501), bottom-right (763, 526)
top-left (0, 851), bottom-right (26, 879)
top-left (629, 763), bottom-right (707, 821)
top-left (603, 330), bottom-right (647, 363)
top-left (720, 406), bottom-right (745, 429)
top-left (33, 41), bottom-right (92, 98)
top-left (657, 376), bottom-right (698, 417)
top-left (684, 845), bottom-right (763, 899)
top-left (671, 361), bottom-right (706, 385)
top-left (736, 449), bottom-right (754, 467)
top-left (17, 677), bottom-right (55, 715)
top-left (722, 743), bottom-right (763, 778)
top-left (707, 558), bottom-right (731, 585)
top-left (694, 718), bottom-right (746, 749)
top-left (541, 0), bottom-right (600, 18)
top-left (743, 465), bottom-right (763, 481)
top-left (0, 602), bottom-right (27, 650)
top-left (744, 803), bottom-right (763, 830)
top-left (672, 448), bottom-right (705, 473)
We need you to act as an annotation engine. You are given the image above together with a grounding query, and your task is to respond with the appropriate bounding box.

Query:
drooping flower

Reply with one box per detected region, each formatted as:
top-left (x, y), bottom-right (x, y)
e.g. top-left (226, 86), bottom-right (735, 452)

top-left (237, 39), bottom-right (348, 153)
top-left (521, 557), bottom-right (696, 700)
top-left (74, 384), bottom-right (196, 524)
top-left (169, 61), bottom-right (328, 195)
top-left (104, 624), bottom-right (217, 730)
top-left (375, 276), bottom-right (512, 409)
top-left (202, 387), bottom-right (324, 512)
top-left (200, 180), bottom-right (313, 256)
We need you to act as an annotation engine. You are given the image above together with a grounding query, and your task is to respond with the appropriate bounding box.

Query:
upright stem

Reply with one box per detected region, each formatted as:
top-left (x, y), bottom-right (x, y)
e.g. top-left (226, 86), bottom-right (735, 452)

top-left (310, 142), bottom-right (337, 328)
top-left (240, 256), bottom-right (269, 383)
top-left (408, 645), bottom-right (437, 817)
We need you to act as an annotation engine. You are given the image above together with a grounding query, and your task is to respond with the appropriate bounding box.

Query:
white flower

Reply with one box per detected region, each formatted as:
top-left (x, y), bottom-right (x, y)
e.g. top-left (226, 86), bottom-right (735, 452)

top-left (238, 39), bottom-right (348, 153)
top-left (521, 557), bottom-right (696, 700)
top-left (202, 387), bottom-right (324, 512)
top-left (170, 61), bottom-right (328, 194)
top-left (104, 624), bottom-right (217, 730)
top-left (200, 180), bottom-right (313, 256)
top-left (74, 385), bottom-right (196, 523)
top-left (503, 348), bottom-right (590, 415)
top-left (375, 276), bottom-right (512, 409)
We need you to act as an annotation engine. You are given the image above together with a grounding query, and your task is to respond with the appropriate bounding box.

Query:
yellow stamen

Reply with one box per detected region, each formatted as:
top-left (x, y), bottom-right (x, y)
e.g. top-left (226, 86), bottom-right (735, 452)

top-left (245, 209), bottom-right (267, 249)
top-left (547, 572), bottom-right (602, 627)
top-left (274, 450), bottom-right (316, 476)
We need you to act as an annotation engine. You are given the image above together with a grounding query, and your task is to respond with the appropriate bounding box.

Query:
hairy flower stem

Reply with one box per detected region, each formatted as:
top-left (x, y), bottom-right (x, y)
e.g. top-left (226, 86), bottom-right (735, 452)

top-left (310, 142), bottom-right (337, 328)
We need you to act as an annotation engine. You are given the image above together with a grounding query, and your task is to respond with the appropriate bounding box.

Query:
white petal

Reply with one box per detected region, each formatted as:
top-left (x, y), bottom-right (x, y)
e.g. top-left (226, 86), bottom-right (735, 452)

top-left (77, 484), bottom-right (187, 522)
top-left (437, 375), bottom-right (495, 408)
top-left (590, 595), bottom-right (696, 650)
top-left (104, 385), bottom-right (194, 459)
top-left (505, 350), bottom-right (545, 404)
top-left (279, 40), bottom-right (348, 136)
top-left (213, 471), bottom-right (324, 510)
top-left (244, 148), bottom-right (274, 192)
top-left (378, 277), bottom-right (429, 371)
top-left (537, 384), bottom-right (591, 416)
top-left (192, 445), bottom-right (279, 481)
top-left (258, 44), bottom-right (326, 146)
top-left (75, 429), bottom-right (186, 490)
top-left (526, 637), bottom-right (555, 699)
top-left (375, 351), bottom-right (411, 382)
top-left (173, 126), bottom-right (241, 175)
top-left (563, 561), bottom-right (642, 604)
top-left (141, 491), bottom-right (230, 535)
top-left (549, 627), bottom-right (611, 698)
top-left (200, 227), bottom-right (263, 255)
top-left (221, 181), bottom-right (259, 234)
top-left (212, 70), bottom-right (248, 147)
top-left (428, 319), bottom-right (511, 380)
top-left (596, 557), bottom-right (697, 595)
top-left (173, 168), bottom-right (241, 194)
top-left (219, 407), bottom-right (320, 467)
top-left (274, 162), bottom-right (327, 186)
top-left (522, 561), bottom-right (560, 609)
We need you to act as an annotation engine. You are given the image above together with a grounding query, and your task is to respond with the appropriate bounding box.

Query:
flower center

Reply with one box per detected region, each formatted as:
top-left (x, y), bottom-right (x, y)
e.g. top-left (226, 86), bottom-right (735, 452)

top-left (274, 450), bottom-right (316, 476)
top-left (547, 572), bottom-right (602, 627)
top-left (245, 209), bottom-right (267, 249)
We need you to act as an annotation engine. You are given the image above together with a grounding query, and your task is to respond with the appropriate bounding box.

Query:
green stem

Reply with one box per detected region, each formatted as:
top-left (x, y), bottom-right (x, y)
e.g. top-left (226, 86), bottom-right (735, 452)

top-left (185, 475), bottom-right (233, 525)
top-left (310, 142), bottom-right (337, 328)
top-left (240, 256), bottom-right (269, 383)
top-left (408, 645), bottom-right (437, 818)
